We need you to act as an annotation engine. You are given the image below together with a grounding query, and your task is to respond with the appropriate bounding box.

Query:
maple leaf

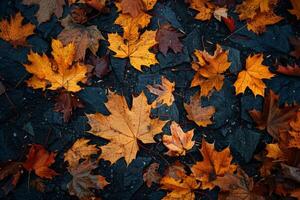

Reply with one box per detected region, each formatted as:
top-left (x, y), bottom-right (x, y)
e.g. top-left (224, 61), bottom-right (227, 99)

top-left (249, 90), bottom-right (299, 140)
top-left (64, 138), bottom-right (99, 168)
top-left (222, 16), bottom-right (236, 32)
top-left (23, 144), bottom-right (58, 179)
top-left (108, 30), bottom-right (158, 71)
top-left (290, 37), bottom-right (300, 59)
top-left (191, 139), bottom-right (237, 189)
top-left (187, 0), bottom-right (215, 21)
top-left (120, 0), bottom-right (145, 17)
top-left (184, 93), bottom-right (216, 127)
top-left (288, 112), bottom-right (300, 149)
top-left (277, 64), bottom-right (300, 77)
top-left (234, 54), bottom-right (274, 97)
top-left (265, 143), bottom-right (284, 160)
top-left (143, 163), bottom-right (161, 187)
top-left (86, 54), bottom-right (111, 79)
top-left (289, 0), bottom-right (300, 20)
top-left (190, 44), bottom-right (231, 97)
top-left (24, 39), bottom-right (88, 92)
top-left (213, 168), bottom-right (264, 200)
top-left (147, 76), bottom-right (175, 108)
top-left (0, 12), bottom-right (35, 47)
top-left (162, 122), bottom-right (195, 157)
top-left (58, 15), bottom-right (104, 61)
top-left (54, 92), bottom-right (84, 122)
top-left (247, 12), bottom-right (283, 34)
top-left (22, 0), bottom-right (65, 24)
top-left (155, 24), bottom-right (184, 56)
top-left (67, 160), bottom-right (108, 200)
top-left (86, 91), bottom-right (167, 165)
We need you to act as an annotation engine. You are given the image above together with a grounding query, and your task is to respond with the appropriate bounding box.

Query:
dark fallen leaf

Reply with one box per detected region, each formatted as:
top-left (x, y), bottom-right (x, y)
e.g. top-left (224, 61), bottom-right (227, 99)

top-left (0, 162), bottom-right (23, 195)
top-left (70, 6), bottom-right (88, 24)
top-left (54, 92), bottom-right (84, 123)
top-left (86, 54), bottom-right (111, 79)
top-left (290, 37), bottom-right (300, 59)
top-left (0, 81), bottom-right (5, 96)
top-left (222, 17), bottom-right (236, 32)
top-left (30, 178), bottom-right (46, 192)
top-left (277, 64), bottom-right (300, 77)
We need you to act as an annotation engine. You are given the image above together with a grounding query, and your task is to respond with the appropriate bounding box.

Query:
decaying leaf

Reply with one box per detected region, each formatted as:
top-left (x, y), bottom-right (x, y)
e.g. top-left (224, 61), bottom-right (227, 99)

top-left (184, 93), bottom-right (215, 127)
top-left (22, 0), bottom-right (65, 24)
top-left (290, 37), bottom-right (300, 59)
top-left (191, 44), bottom-right (231, 97)
top-left (58, 15), bottom-right (104, 61)
top-left (277, 64), bottom-right (300, 77)
top-left (0, 162), bottom-right (23, 195)
top-left (86, 91), bottom-right (167, 165)
top-left (0, 12), bottom-right (35, 47)
top-left (86, 54), bottom-right (111, 79)
top-left (67, 160), bottom-right (108, 200)
top-left (147, 76), bottom-right (175, 108)
top-left (163, 122), bottom-right (195, 157)
top-left (191, 139), bottom-right (237, 189)
top-left (288, 112), bottom-right (300, 149)
top-left (64, 138), bottom-right (99, 168)
top-left (23, 144), bottom-right (58, 179)
top-left (119, 0), bottom-right (145, 17)
top-left (24, 39), bottom-right (88, 92)
top-left (108, 29), bottom-right (158, 71)
top-left (143, 163), bottom-right (161, 187)
top-left (289, 0), bottom-right (300, 20)
top-left (249, 90), bottom-right (298, 140)
top-left (234, 54), bottom-right (274, 97)
top-left (156, 23), bottom-right (184, 56)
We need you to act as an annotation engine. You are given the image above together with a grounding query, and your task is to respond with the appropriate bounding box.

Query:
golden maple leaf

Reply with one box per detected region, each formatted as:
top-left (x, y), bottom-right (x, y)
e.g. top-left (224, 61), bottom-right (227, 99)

top-left (247, 12), bottom-right (283, 34)
top-left (24, 39), bottom-right (88, 92)
top-left (108, 30), bottom-right (158, 71)
top-left (162, 122), bottom-right (195, 157)
top-left (184, 93), bottom-right (215, 127)
top-left (190, 44), bottom-right (231, 97)
top-left (234, 54), bottom-right (274, 97)
top-left (187, 0), bottom-right (215, 21)
top-left (0, 12), bottom-right (35, 47)
top-left (191, 139), bottom-right (237, 189)
top-left (289, 0), bottom-right (300, 20)
top-left (86, 91), bottom-right (167, 165)
top-left (64, 138), bottom-right (99, 168)
top-left (147, 76), bottom-right (175, 108)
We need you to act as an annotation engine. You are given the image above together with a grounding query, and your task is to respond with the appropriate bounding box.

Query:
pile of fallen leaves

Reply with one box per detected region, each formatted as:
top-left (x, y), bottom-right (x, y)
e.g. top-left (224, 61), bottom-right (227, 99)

top-left (0, 0), bottom-right (299, 199)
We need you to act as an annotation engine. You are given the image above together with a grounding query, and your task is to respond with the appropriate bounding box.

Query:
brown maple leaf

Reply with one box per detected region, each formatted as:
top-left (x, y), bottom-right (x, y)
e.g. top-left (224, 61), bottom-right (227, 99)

top-left (0, 12), bottom-right (35, 47)
top-left (190, 44), bottom-right (231, 97)
top-left (86, 91), bottom-right (167, 165)
top-left (163, 122), bottom-right (195, 157)
top-left (23, 144), bottom-right (58, 179)
top-left (184, 93), bottom-right (215, 127)
top-left (22, 0), bottom-right (65, 24)
top-left (249, 90), bottom-right (298, 140)
top-left (191, 139), bottom-right (237, 190)
top-left (143, 163), bottom-right (161, 188)
top-left (155, 23), bottom-right (184, 56)
top-left (277, 64), bottom-right (300, 77)
top-left (289, 37), bottom-right (300, 59)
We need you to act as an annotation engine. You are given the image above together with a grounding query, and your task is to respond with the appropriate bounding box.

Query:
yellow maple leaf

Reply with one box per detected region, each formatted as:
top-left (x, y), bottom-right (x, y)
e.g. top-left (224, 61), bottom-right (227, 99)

top-left (86, 91), bottom-right (167, 165)
top-left (191, 139), bottom-right (237, 190)
top-left (265, 143), bottom-right (284, 160)
top-left (234, 54), bottom-right (274, 97)
top-left (190, 44), bottom-right (231, 97)
top-left (187, 0), bottom-right (215, 21)
top-left (147, 76), bottom-right (175, 108)
top-left (236, 0), bottom-right (271, 20)
top-left (247, 11), bottom-right (283, 34)
top-left (0, 12), bottom-right (35, 47)
top-left (24, 39), bottom-right (88, 92)
top-left (162, 122), bottom-right (195, 157)
top-left (108, 30), bottom-right (158, 71)
top-left (289, 0), bottom-right (300, 20)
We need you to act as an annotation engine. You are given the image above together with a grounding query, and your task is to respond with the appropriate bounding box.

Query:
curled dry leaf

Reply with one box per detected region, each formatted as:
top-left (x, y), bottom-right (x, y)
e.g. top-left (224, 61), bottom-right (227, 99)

top-left (163, 122), bottom-right (195, 157)
top-left (0, 12), bottom-right (35, 47)
top-left (191, 44), bottom-right (231, 97)
top-left (23, 144), bottom-right (58, 179)
top-left (184, 93), bottom-right (215, 127)
top-left (23, 39), bottom-right (88, 92)
top-left (86, 91), bottom-right (167, 165)
top-left (67, 160), bottom-right (108, 200)
top-left (234, 54), bottom-right (274, 97)
top-left (143, 163), bottom-right (161, 188)
top-left (249, 90), bottom-right (298, 140)
top-left (277, 64), bottom-right (300, 77)
top-left (147, 76), bottom-right (175, 108)
top-left (64, 138), bottom-right (98, 168)
top-left (289, 0), bottom-right (300, 20)
top-left (155, 24), bottom-right (184, 56)
top-left (22, 0), bottom-right (65, 24)
top-left (191, 139), bottom-right (237, 189)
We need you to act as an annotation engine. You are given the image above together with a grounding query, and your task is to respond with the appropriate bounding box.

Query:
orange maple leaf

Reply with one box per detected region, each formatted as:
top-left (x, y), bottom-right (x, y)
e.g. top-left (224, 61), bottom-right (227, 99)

top-left (86, 91), bottom-right (167, 165)
top-left (234, 54), bottom-right (274, 97)
top-left (190, 44), bottom-right (231, 97)
top-left (163, 122), bottom-right (195, 157)
top-left (23, 144), bottom-right (58, 179)
top-left (191, 139), bottom-right (237, 189)
top-left (23, 39), bottom-right (88, 92)
top-left (0, 12), bottom-right (35, 47)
